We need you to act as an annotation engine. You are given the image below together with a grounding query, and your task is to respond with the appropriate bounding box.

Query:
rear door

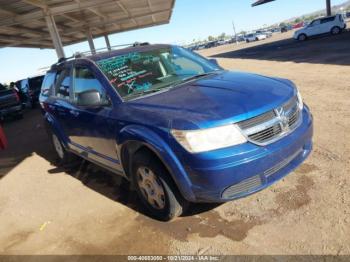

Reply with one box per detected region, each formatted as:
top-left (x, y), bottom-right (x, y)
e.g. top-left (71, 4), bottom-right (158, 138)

top-left (319, 16), bottom-right (335, 34)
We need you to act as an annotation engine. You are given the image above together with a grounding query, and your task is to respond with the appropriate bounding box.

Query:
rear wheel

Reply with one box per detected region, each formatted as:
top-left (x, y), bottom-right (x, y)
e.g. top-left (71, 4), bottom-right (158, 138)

top-left (331, 26), bottom-right (341, 35)
top-left (298, 34), bottom-right (307, 41)
top-left (131, 149), bottom-right (188, 221)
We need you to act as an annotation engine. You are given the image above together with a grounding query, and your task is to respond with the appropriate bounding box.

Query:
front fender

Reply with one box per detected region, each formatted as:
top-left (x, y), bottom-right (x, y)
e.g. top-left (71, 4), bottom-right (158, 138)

top-left (118, 125), bottom-right (196, 202)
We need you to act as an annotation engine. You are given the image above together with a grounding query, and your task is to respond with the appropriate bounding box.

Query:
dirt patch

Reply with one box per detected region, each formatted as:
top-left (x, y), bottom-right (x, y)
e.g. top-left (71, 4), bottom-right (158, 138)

top-left (296, 163), bottom-right (318, 174)
top-left (136, 210), bottom-right (262, 242)
top-left (275, 175), bottom-right (314, 212)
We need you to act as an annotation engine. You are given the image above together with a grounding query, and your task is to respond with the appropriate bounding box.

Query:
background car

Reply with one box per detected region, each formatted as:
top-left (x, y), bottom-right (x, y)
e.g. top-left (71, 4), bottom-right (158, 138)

top-left (16, 75), bottom-right (44, 108)
top-left (294, 14), bottom-right (346, 41)
top-left (245, 33), bottom-right (267, 42)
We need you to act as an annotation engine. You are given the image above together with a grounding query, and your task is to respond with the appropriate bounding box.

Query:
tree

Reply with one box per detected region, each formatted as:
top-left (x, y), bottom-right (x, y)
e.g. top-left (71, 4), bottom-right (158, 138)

top-left (279, 22), bottom-right (287, 28)
top-left (294, 18), bottom-right (302, 23)
top-left (218, 32), bottom-right (226, 40)
top-left (208, 35), bottom-right (214, 41)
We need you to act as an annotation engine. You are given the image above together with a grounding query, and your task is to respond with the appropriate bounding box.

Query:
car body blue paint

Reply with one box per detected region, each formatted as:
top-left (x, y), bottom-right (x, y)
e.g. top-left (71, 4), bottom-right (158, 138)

top-left (40, 44), bottom-right (313, 203)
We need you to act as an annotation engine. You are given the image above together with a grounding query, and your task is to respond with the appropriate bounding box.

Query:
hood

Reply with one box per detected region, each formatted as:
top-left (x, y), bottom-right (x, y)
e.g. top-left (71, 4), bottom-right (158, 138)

top-left (125, 71), bottom-right (296, 130)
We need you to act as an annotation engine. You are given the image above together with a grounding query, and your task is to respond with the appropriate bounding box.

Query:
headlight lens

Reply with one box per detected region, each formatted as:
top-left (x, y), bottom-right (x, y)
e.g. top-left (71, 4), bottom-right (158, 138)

top-left (297, 89), bottom-right (303, 110)
top-left (171, 124), bottom-right (247, 153)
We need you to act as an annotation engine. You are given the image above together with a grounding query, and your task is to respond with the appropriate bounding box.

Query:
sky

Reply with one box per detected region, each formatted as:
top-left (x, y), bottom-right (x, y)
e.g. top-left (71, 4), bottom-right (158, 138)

top-left (0, 0), bottom-right (347, 83)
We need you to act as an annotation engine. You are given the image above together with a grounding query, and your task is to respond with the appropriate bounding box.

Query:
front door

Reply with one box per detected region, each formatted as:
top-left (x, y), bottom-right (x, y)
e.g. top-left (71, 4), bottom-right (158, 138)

top-left (66, 64), bottom-right (122, 172)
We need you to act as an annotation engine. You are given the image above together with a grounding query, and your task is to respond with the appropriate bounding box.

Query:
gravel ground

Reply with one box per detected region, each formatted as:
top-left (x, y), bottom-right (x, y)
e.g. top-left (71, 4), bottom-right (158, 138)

top-left (0, 30), bottom-right (349, 256)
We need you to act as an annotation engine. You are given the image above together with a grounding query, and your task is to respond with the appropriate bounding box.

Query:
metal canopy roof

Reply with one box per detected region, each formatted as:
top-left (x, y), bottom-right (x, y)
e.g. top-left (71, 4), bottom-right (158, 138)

top-left (0, 0), bottom-right (175, 49)
top-left (252, 0), bottom-right (275, 7)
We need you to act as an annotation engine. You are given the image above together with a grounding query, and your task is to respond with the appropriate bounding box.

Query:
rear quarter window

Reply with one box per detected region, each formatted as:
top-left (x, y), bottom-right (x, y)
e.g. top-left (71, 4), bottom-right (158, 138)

top-left (321, 16), bottom-right (335, 24)
top-left (41, 72), bottom-right (56, 97)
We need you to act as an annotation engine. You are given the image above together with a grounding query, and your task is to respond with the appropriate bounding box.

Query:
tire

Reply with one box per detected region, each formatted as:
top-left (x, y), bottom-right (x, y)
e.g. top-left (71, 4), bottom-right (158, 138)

top-left (331, 26), bottom-right (341, 35)
top-left (131, 149), bottom-right (188, 221)
top-left (49, 131), bottom-right (76, 164)
top-left (298, 34), bottom-right (307, 41)
top-left (13, 112), bottom-right (23, 120)
top-left (255, 38), bottom-right (259, 41)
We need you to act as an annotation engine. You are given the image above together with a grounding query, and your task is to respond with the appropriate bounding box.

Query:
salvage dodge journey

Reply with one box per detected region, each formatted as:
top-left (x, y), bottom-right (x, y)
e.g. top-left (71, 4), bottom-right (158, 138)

top-left (40, 43), bottom-right (313, 221)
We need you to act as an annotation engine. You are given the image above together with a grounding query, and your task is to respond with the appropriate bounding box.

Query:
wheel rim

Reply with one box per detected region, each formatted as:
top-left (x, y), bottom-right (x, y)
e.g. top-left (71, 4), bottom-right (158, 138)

top-left (333, 27), bottom-right (340, 34)
top-left (299, 35), bottom-right (305, 40)
top-left (52, 134), bottom-right (64, 159)
top-left (137, 166), bottom-right (165, 210)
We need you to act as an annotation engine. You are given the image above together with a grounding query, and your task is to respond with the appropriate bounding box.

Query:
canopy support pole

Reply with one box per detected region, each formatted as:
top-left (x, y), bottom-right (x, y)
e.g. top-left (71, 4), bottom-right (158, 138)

top-left (104, 35), bottom-right (111, 51)
top-left (45, 15), bottom-right (65, 59)
top-left (87, 30), bottom-right (96, 54)
top-left (326, 0), bottom-right (331, 16)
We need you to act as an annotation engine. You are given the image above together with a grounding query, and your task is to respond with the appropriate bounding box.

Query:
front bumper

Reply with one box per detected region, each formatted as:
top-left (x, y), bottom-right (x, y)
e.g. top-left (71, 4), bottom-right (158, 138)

top-left (176, 106), bottom-right (313, 202)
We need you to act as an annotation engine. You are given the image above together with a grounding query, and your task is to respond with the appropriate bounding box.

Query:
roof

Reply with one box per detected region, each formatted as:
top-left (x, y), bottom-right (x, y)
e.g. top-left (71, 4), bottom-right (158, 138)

top-left (0, 0), bottom-right (175, 49)
top-left (49, 43), bottom-right (172, 70)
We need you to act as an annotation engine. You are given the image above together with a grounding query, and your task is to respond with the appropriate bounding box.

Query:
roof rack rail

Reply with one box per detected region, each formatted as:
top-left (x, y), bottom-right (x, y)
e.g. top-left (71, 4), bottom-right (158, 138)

top-left (51, 42), bottom-right (150, 68)
top-left (77, 42), bottom-right (150, 57)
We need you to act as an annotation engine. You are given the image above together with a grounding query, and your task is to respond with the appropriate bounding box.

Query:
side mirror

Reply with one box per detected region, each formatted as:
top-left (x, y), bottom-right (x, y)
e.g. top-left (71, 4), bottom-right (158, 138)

top-left (209, 58), bottom-right (219, 66)
top-left (77, 89), bottom-right (109, 107)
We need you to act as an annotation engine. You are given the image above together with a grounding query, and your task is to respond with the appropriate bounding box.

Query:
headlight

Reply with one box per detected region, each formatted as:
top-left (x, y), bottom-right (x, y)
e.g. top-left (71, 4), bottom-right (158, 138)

top-left (171, 124), bottom-right (247, 153)
top-left (297, 89), bottom-right (303, 110)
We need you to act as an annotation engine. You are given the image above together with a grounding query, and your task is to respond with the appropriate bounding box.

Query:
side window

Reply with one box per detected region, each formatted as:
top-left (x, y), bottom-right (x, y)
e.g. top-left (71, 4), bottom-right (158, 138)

top-left (72, 67), bottom-right (108, 104)
top-left (41, 72), bottom-right (56, 97)
top-left (310, 20), bottom-right (320, 26)
top-left (55, 68), bottom-right (71, 100)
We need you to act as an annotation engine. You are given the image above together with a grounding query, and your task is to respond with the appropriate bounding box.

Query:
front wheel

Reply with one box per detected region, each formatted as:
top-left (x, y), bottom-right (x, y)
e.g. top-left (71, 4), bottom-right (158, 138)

top-left (131, 149), bottom-right (188, 221)
top-left (331, 26), bottom-right (341, 35)
top-left (298, 34), bottom-right (307, 41)
top-left (50, 132), bottom-right (76, 164)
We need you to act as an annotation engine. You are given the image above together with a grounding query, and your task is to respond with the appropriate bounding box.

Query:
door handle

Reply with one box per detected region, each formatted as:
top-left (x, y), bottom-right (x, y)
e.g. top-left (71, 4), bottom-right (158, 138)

top-left (70, 110), bottom-right (79, 117)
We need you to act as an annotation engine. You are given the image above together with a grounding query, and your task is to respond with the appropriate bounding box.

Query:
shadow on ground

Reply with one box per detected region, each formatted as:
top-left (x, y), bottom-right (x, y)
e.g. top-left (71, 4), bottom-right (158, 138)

top-left (0, 109), bottom-right (218, 219)
top-left (212, 29), bottom-right (350, 66)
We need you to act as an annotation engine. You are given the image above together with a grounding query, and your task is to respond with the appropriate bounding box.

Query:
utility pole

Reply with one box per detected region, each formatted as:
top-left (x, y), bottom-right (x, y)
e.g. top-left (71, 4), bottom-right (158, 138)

top-left (232, 20), bottom-right (238, 45)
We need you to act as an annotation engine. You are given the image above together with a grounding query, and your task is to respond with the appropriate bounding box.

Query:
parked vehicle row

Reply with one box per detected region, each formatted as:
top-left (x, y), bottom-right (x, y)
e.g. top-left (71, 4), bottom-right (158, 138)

top-left (0, 83), bottom-right (23, 121)
top-left (0, 75), bottom-right (45, 122)
top-left (39, 43), bottom-right (313, 221)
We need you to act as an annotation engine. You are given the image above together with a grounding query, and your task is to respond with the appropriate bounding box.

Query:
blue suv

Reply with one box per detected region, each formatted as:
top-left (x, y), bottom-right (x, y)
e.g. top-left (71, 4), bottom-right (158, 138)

top-left (39, 44), bottom-right (313, 221)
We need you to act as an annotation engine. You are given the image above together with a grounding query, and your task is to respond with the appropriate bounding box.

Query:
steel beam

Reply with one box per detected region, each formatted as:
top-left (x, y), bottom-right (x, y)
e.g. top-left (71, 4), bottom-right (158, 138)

top-left (45, 15), bottom-right (65, 58)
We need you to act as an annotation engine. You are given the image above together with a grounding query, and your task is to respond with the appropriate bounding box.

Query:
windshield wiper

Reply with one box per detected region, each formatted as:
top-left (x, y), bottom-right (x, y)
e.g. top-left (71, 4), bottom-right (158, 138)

top-left (181, 71), bottom-right (218, 83)
top-left (126, 87), bottom-right (171, 100)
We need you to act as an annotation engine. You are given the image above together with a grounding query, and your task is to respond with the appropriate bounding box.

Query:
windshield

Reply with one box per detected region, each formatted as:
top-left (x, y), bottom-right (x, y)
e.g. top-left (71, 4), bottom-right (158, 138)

top-left (96, 46), bottom-right (221, 100)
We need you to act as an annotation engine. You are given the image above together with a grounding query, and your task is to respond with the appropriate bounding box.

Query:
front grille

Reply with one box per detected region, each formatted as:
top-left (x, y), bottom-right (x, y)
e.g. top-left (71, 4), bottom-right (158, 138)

top-left (222, 175), bottom-right (262, 199)
top-left (238, 96), bottom-right (302, 145)
top-left (264, 148), bottom-right (303, 178)
top-left (248, 124), bottom-right (282, 143)
top-left (238, 111), bottom-right (275, 130)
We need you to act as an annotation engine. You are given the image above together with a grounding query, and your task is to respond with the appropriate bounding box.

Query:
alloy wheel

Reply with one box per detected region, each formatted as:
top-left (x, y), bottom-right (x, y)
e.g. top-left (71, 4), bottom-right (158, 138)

top-left (137, 166), bottom-right (166, 210)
